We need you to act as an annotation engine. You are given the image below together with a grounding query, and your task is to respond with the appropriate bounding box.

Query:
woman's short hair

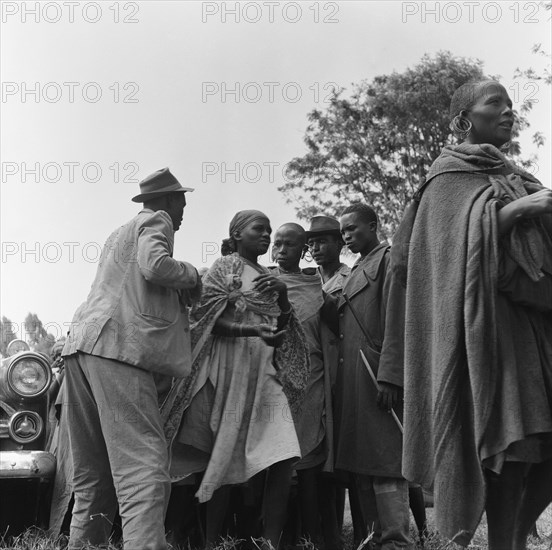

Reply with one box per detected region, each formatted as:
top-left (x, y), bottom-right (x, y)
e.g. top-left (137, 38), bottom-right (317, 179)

top-left (449, 79), bottom-right (502, 140)
top-left (449, 79), bottom-right (500, 118)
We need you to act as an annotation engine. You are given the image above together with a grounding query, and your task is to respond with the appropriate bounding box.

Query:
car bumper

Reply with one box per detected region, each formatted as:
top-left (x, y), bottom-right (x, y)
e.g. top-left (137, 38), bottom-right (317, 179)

top-left (0, 450), bottom-right (56, 480)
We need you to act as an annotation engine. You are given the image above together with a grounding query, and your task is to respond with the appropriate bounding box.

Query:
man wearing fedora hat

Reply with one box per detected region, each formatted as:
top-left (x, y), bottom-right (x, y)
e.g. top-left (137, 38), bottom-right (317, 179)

top-left (306, 215), bottom-right (350, 297)
top-left (306, 216), bottom-right (359, 548)
top-left (61, 168), bottom-right (201, 550)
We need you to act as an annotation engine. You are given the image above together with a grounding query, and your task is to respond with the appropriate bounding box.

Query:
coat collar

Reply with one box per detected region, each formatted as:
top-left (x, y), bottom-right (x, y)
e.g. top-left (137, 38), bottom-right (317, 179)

top-left (339, 242), bottom-right (389, 307)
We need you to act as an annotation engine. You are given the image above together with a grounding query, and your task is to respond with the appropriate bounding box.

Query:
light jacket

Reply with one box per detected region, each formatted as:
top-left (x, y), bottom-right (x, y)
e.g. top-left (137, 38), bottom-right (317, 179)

top-left (63, 208), bottom-right (198, 378)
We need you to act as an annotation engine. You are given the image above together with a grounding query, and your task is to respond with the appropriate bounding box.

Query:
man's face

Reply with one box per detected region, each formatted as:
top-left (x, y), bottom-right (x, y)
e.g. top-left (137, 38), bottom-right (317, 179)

top-left (339, 212), bottom-right (376, 255)
top-left (164, 193), bottom-right (186, 231)
top-left (307, 234), bottom-right (342, 267)
top-left (272, 227), bottom-right (305, 271)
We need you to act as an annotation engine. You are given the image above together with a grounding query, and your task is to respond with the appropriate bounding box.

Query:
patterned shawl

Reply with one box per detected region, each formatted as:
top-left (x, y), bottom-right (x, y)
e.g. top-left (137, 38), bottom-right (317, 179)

top-left (161, 252), bottom-right (310, 446)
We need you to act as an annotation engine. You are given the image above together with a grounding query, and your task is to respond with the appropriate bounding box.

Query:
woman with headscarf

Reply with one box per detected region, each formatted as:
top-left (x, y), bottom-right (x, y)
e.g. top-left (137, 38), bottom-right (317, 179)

top-left (382, 80), bottom-right (552, 549)
top-left (161, 210), bottom-right (310, 549)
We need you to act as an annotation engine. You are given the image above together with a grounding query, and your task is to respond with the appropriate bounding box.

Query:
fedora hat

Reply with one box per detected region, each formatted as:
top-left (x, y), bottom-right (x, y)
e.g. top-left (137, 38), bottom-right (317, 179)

top-left (306, 215), bottom-right (342, 239)
top-left (131, 168), bottom-right (194, 203)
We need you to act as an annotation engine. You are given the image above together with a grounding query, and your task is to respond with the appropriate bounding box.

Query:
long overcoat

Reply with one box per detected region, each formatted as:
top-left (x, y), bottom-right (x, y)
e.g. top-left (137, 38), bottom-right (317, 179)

top-left (334, 242), bottom-right (403, 477)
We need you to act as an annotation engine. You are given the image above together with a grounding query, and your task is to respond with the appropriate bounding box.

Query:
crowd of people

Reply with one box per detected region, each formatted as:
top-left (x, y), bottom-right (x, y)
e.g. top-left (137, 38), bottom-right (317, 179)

top-left (54, 79), bottom-right (552, 550)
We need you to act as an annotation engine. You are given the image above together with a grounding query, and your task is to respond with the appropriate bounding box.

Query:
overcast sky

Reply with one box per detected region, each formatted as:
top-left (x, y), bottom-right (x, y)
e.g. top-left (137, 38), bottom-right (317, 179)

top-left (1, 0), bottom-right (551, 339)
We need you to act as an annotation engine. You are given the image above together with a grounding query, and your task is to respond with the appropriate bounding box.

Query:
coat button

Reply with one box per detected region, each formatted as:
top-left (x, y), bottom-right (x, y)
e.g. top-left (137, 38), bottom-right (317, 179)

top-left (339, 334), bottom-right (344, 339)
top-left (339, 358), bottom-right (344, 364)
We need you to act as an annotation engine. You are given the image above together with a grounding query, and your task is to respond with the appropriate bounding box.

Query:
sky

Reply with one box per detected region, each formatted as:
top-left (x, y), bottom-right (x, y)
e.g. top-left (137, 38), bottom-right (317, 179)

top-left (1, 0), bottom-right (551, 340)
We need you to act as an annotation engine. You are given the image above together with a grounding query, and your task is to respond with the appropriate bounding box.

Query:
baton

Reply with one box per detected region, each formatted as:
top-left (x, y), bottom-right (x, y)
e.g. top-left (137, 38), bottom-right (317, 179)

top-left (342, 292), bottom-right (404, 434)
top-left (359, 349), bottom-right (403, 434)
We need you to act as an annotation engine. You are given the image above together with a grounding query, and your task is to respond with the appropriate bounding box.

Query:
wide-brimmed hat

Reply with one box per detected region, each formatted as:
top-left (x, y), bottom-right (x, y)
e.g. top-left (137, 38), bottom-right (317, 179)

top-left (131, 168), bottom-right (194, 203)
top-left (306, 215), bottom-right (342, 239)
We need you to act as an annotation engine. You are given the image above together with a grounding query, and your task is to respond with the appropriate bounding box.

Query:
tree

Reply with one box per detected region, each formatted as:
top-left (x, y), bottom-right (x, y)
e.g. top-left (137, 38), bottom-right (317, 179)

top-left (0, 316), bottom-right (18, 357)
top-left (280, 51), bottom-right (531, 237)
top-left (512, 1), bottom-right (551, 159)
top-left (24, 312), bottom-right (55, 355)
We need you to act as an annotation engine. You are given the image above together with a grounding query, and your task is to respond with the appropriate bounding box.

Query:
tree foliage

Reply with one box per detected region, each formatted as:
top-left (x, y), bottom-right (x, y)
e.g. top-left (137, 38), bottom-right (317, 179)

top-left (0, 316), bottom-right (18, 357)
top-left (513, 2), bottom-right (551, 153)
top-left (24, 312), bottom-right (55, 355)
top-left (280, 51), bottom-right (533, 237)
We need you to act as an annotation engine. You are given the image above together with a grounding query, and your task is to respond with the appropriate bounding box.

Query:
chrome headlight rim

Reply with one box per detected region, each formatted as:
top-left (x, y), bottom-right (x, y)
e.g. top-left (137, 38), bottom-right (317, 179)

top-left (6, 352), bottom-right (52, 398)
top-left (6, 339), bottom-right (30, 356)
top-left (8, 410), bottom-right (44, 444)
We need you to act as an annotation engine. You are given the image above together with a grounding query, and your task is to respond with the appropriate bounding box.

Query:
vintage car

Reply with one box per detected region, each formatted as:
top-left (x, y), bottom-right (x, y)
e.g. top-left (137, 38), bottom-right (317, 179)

top-left (0, 339), bottom-right (61, 535)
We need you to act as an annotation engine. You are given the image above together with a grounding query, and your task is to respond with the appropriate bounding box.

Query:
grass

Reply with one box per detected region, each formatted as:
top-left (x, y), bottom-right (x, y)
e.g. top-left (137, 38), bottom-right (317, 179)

top-left (1, 505), bottom-right (551, 550)
top-left (413, 505), bottom-right (552, 549)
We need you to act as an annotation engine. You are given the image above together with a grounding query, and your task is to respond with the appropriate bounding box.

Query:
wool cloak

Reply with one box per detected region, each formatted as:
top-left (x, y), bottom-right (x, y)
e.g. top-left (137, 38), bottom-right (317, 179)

top-left (383, 143), bottom-right (552, 545)
top-left (271, 267), bottom-right (333, 470)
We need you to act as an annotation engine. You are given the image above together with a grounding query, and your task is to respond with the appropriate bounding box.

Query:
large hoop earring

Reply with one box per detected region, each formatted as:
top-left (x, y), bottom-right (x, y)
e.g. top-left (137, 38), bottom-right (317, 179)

top-left (450, 115), bottom-right (472, 140)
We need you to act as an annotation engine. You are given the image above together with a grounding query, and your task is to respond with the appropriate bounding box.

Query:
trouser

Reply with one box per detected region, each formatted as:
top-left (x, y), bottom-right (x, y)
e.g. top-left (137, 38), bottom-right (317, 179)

top-left (296, 468), bottom-right (343, 550)
top-left (64, 352), bottom-right (171, 550)
top-left (355, 475), bottom-right (413, 550)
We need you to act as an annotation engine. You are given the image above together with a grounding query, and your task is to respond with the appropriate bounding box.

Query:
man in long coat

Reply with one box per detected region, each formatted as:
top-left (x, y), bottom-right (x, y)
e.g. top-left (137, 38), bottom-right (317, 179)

top-left (335, 203), bottom-right (412, 549)
top-left (306, 215), bottom-right (363, 547)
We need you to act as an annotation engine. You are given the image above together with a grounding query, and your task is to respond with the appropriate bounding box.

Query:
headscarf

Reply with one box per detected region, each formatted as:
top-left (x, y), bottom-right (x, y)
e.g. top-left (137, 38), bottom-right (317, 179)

top-left (221, 209), bottom-right (269, 255)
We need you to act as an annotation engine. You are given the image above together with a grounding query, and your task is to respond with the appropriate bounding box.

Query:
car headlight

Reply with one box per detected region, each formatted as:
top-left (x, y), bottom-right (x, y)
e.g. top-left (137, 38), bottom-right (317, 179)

top-left (7, 353), bottom-right (52, 398)
top-left (8, 411), bottom-right (44, 444)
top-left (6, 339), bottom-right (30, 356)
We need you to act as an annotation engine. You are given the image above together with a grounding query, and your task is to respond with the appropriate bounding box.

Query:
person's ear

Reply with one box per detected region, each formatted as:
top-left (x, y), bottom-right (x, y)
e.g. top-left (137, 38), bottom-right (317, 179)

top-left (301, 245), bottom-right (309, 258)
top-left (459, 109), bottom-right (471, 122)
top-left (369, 221), bottom-right (378, 233)
top-left (233, 230), bottom-right (242, 242)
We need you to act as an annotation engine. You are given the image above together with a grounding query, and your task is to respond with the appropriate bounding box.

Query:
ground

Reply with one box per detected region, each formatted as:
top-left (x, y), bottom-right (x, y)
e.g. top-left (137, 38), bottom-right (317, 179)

top-left (2, 503), bottom-right (551, 549)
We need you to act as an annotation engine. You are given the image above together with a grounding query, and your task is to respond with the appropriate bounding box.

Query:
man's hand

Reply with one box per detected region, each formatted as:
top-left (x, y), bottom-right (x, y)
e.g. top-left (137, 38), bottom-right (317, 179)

top-left (377, 381), bottom-right (403, 411)
top-left (190, 271), bottom-right (203, 302)
top-left (258, 325), bottom-right (287, 348)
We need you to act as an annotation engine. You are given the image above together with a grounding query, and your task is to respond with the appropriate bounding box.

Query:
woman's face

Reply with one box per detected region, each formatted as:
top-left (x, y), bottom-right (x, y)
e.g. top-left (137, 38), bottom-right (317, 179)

top-left (464, 82), bottom-right (514, 148)
top-left (235, 218), bottom-right (272, 257)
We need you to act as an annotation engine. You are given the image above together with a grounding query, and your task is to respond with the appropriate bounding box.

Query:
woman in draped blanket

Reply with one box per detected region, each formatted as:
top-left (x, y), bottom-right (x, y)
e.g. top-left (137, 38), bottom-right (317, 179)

top-left (380, 80), bottom-right (552, 549)
top-left (161, 209), bottom-right (310, 549)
